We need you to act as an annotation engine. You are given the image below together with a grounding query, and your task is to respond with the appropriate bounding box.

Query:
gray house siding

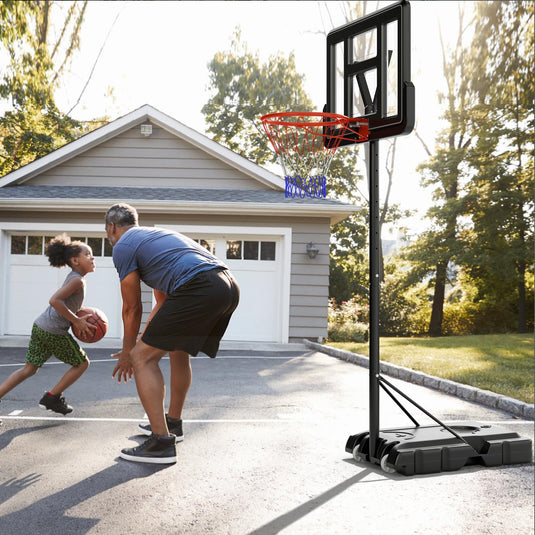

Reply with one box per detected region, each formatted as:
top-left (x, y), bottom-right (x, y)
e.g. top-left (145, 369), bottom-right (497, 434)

top-left (29, 123), bottom-right (269, 190)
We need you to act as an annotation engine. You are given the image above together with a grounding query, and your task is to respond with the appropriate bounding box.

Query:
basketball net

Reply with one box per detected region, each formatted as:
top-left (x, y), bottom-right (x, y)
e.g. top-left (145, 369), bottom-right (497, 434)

top-left (261, 112), bottom-right (369, 198)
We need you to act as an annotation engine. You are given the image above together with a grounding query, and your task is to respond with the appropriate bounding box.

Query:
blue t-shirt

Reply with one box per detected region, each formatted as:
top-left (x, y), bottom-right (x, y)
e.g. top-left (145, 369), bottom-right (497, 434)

top-left (112, 227), bottom-right (227, 295)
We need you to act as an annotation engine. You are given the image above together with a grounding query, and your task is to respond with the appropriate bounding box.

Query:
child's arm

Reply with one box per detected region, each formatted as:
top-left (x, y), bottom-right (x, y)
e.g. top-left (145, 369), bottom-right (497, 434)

top-left (49, 277), bottom-right (96, 338)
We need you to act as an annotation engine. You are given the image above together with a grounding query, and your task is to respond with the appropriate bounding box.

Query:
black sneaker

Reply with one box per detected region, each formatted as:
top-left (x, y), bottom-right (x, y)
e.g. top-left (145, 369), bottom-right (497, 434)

top-left (138, 414), bottom-right (183, 442)
top-left (120, 434), bottom-right (177, 464)
top-left (39, 392), bottom-right (73, 415)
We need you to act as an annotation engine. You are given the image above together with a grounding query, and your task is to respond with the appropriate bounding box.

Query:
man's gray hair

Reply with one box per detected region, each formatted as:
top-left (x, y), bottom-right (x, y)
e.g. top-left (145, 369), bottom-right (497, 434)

top-left (105, 203), bottom-right (139, 227)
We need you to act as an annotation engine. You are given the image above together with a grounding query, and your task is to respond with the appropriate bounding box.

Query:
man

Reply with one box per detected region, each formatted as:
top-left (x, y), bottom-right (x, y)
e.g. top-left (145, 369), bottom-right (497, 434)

top-left (105, 203), bottom-right (239, 463)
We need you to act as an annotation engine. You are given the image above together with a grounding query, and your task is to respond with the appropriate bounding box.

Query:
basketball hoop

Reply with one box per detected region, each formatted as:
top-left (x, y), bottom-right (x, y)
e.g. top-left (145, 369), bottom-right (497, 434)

top-left (260, 112), bottom-right (369, 198)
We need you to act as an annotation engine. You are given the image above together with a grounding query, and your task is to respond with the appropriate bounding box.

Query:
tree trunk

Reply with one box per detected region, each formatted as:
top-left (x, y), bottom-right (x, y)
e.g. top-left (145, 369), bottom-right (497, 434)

top-left (517, 260), bottom-right (527, 333)
top-left (428, 261), bottom-right (447, 336)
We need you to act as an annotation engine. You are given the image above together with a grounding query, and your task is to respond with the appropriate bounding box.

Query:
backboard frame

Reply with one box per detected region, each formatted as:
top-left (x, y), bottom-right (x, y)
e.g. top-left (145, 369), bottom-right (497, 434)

top-left (326, 0), bottom-right (415, 144)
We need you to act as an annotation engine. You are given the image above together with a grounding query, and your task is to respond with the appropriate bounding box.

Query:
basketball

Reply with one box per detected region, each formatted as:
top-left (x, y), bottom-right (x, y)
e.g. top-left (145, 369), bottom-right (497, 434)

top-left (72, 307), bottom-right (109, 343)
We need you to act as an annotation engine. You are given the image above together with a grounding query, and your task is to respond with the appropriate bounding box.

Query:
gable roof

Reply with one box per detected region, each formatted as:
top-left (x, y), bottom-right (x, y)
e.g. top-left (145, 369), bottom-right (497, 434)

top-left (0, 104), bottom-right (284, 190)
top-left (0, 104), bottom-right (360, 224)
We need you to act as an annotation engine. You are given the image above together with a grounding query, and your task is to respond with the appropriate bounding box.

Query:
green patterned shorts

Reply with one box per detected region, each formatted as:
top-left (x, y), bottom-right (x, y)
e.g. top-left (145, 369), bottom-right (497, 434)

top-left (26, 324), bottom-right (89, 368)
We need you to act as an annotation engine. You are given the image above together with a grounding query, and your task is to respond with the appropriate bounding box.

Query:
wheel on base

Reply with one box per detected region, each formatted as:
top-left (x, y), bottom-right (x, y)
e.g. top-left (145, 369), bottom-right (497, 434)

top-left (352, 446), bottom-right (366, 463)
top-left (380, 454), bottom-right (397, 474)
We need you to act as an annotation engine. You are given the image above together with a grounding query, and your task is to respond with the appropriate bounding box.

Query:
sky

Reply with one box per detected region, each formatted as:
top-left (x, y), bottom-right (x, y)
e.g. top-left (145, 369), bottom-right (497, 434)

top-left (46, 2), bottom-right (472, 236)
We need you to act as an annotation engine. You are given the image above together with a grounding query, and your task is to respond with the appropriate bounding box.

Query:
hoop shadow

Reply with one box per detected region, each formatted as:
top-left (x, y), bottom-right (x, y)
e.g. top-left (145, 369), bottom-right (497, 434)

top-left (248, 468), bottom-right (374, 535)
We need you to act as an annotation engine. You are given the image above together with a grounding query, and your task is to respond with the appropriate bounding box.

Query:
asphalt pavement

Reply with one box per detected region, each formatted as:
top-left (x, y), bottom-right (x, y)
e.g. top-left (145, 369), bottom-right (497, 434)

top-left (0, 345), bottom-right (533, 535)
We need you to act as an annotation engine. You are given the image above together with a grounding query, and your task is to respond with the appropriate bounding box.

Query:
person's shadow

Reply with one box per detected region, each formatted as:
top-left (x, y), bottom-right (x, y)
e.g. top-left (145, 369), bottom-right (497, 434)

top-left (0, 425), bottom-right (169, 534)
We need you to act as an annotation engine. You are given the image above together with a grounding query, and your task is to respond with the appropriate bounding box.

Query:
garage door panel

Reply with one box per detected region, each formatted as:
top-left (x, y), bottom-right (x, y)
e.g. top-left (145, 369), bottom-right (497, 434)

top-left (5, 235), bottom-right (122, 341)
top-left (83, 268), bottom-right (122, 338)
top-left (224, 270), bottom-right (280, 342)
top-left (6, 264), bottom-right (70, 335)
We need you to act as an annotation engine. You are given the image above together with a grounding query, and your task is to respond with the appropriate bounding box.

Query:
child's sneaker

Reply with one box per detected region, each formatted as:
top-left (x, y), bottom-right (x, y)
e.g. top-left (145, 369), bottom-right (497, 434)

top-left (120, 434), bottom-right (177, 464)
top-left (39, 392), bottom-right (73, 415)
top-left (138, 414), bottom-right (183, 442)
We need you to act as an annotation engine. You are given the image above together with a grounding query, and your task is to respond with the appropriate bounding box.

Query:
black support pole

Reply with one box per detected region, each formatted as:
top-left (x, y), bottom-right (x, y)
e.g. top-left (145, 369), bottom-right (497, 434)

top-left (368, 139), bottom-right (380, 462)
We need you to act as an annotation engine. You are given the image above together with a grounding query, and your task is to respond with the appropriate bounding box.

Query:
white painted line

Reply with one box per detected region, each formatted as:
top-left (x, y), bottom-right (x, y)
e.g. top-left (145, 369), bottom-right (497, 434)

top-left (0, 415), bottom-right (531, 426)
top-left (0, 415), bottom-right (307, 423)
top-left (0, 355), bottom-right (299, 368)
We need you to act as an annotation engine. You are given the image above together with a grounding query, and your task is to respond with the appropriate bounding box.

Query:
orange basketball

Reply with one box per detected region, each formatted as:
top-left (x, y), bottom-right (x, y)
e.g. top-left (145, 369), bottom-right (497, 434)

top-left (72, 307), bottom-right (109, 343)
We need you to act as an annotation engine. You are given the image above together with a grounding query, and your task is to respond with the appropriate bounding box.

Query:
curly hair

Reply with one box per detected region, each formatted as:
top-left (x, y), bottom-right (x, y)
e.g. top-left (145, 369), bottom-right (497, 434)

top-left (45, 234), bottom-right (85, 268)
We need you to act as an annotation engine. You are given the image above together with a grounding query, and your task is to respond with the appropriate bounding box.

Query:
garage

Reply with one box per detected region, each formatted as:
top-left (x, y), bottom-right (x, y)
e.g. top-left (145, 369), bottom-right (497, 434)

top-left (3, 226), bottom-right (290, 344)
top-left (0, 105), bottom-right (355, 345)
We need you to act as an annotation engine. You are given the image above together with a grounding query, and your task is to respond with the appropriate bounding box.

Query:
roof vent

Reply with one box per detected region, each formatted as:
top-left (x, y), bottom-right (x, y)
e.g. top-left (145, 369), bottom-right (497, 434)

top-left (140, 124), bottom-right (152, 137)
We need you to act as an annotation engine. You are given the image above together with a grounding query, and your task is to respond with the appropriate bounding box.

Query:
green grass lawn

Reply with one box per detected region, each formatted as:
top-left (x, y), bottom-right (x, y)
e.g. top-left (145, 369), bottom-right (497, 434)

top-left (327, 333), bottom-right (534, 404)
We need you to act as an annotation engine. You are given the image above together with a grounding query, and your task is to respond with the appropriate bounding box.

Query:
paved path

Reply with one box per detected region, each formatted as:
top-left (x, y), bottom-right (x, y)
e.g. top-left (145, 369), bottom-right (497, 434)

top-left (0, 347), bottom-right (533, 534)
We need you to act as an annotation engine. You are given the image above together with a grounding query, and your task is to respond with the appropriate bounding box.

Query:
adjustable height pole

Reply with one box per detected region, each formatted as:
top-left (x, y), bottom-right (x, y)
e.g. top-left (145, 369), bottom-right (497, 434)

top-left (368, 139), bottom-right (381, 462)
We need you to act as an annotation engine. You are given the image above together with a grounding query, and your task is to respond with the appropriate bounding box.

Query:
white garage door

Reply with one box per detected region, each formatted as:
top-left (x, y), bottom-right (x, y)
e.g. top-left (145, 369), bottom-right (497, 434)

top-left (4, 230), bottom-right (288, 343)
top-left (5, 234), bottom-right (122, 339)
top-left (187, 235), bottom-right (283, 342)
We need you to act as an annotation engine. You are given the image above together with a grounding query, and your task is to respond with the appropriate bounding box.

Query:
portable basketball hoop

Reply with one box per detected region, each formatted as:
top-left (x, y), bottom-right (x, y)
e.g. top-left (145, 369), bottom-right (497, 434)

top-left (261, 111), bottom-right (368, 198)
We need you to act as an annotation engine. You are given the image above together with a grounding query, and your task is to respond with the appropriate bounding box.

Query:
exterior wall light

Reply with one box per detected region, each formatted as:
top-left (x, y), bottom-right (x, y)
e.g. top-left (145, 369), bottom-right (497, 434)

top-left (140, 124), bottom-right (152, 137)
top-left (306, 242), bottom-right (319, 259)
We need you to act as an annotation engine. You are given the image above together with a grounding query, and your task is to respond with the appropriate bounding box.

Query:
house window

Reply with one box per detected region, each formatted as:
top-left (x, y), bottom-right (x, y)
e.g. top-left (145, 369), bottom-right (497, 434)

top-left (9, 235), bottom-right (111, 257)
top-left (226, 240), bottom-right (276, 261)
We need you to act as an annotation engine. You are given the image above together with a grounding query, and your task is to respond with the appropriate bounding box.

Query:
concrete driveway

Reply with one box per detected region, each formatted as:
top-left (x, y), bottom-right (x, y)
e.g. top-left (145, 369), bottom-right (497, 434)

top-left (0, 345), bottom-right (533, 534)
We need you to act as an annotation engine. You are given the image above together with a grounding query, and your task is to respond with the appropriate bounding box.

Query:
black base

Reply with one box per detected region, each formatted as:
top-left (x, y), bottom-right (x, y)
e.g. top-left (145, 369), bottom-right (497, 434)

top-left (346, 422), bottom-right (533, 476)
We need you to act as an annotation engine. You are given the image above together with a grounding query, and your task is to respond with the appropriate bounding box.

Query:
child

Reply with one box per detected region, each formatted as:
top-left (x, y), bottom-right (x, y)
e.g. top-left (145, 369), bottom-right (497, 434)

top-left (0, 234), bottom-right (96, 415)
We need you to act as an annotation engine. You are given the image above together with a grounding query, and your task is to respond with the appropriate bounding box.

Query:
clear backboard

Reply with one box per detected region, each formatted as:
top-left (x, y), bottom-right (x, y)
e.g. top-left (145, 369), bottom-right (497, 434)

top-left (326, 0), bottom-right (415, 144)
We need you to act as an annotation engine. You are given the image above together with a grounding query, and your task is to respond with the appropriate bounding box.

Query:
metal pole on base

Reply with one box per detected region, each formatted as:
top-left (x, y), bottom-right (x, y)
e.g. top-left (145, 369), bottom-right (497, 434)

top-left (368, 139), bottom-right (381, 463)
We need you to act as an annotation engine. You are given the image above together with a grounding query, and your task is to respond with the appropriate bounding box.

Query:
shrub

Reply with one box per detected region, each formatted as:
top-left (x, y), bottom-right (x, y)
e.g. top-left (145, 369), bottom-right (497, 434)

top-left (328, 321), bottom-right (369, 342)
top-left (328, 297), bottom-right (369, 342)
top-left (442, 301), bottom-right (518, 335)
top-left (379, 273), bottom-right (429, 336)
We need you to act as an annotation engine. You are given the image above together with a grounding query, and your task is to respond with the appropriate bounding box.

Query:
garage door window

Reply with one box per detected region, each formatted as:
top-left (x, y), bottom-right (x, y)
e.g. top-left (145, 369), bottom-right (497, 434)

top-left (193, 239), bottom-right (216, 255)
top-left (226, 240), bottom-right (276, 261)
top-left (10, 235), bottom-right (112, 257)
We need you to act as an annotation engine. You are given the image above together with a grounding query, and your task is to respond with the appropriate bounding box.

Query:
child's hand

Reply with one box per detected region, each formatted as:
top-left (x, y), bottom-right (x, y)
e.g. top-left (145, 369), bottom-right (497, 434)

top-left (73, 315), bottom-right (97, 339)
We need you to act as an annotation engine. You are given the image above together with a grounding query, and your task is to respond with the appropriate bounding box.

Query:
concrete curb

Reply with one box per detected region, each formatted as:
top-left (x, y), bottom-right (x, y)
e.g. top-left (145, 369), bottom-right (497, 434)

top-left (303, 339), bottom-right (534, 420)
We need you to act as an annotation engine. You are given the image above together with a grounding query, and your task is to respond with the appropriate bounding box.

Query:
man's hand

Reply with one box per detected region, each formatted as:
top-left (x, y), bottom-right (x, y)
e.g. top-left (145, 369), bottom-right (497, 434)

top-left (111, 349), bottom-right (134, 383)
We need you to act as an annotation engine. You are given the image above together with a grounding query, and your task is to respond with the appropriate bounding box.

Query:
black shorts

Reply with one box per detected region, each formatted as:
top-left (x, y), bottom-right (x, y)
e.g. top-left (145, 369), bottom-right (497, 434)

top-left (141, 268), bottom-right (240, 358)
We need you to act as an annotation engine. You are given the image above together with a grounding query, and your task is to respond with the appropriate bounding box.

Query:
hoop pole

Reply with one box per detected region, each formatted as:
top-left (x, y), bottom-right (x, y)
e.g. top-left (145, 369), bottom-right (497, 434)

top-left (368, 139), bottom-right (381, 463)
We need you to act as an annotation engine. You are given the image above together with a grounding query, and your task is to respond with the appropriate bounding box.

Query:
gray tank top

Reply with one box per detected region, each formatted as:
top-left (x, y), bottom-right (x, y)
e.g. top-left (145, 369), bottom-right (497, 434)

top-left (34, 271), bottom-right (85, 335)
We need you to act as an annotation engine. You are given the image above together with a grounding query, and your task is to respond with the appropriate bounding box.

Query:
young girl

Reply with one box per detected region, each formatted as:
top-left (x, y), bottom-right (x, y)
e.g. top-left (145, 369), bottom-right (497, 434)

top-left (0, 234), bottom-right (96, 415)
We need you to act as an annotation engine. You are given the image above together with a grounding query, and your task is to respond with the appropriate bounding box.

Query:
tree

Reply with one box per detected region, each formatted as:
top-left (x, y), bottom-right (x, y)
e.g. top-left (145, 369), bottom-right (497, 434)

top-left (461, 1), bottom-right (534, 333)
top-left (404, 4), bottom-right (475, 336)
top-left (0, 0), bottom-right (87, 176)
top-left (202, 28), bottom-right (314, 166)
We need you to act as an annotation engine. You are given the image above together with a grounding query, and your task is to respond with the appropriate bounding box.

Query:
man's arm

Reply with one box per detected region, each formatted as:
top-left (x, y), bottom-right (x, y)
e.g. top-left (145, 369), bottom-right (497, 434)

top-left (112, 270), bottom-right (143, 383)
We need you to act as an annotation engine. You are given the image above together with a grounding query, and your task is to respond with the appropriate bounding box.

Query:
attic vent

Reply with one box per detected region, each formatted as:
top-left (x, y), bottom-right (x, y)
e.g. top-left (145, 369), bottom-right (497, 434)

top-left (140, 124), bottom-right (152, 137)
